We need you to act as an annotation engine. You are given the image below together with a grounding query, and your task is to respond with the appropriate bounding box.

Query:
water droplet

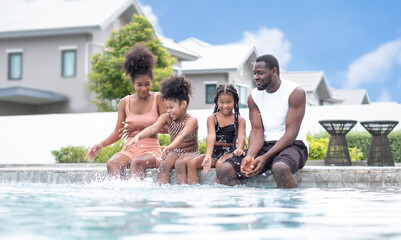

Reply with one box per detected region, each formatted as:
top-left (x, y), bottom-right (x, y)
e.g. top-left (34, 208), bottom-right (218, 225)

top-left (141, 144), bottom-right (144, 148)
top-left (157, 157), bottom-right (162, 161)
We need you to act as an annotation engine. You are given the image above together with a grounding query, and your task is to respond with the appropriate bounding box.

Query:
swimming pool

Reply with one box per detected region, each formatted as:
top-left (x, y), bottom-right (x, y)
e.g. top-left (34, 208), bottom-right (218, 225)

top-left (1, 180), bottom-right (401, 239)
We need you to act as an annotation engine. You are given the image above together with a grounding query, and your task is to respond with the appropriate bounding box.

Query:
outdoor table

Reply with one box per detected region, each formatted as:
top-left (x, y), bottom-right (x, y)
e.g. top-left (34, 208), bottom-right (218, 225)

top-left (360, 121), bottom-right (399, 166)
top-left (319, 120), bottom-right (357, 166)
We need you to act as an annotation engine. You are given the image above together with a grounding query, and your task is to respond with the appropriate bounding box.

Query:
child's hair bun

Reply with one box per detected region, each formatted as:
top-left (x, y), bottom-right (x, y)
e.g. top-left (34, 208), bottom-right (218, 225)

top-left (161, 75), bottom-right (192, 103)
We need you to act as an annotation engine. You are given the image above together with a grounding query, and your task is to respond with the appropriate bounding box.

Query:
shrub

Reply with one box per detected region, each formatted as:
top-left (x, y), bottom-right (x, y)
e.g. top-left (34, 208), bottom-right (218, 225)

top-left (53, 130), bottom-right (401, 163)
top-left (94, 139), bottom-right (124, 163)
top-left (198, 138), bottom-right (206, 154)
top-left (306, 134), bottom-right (329, 160)
top-left (307, 134), bottom-right (365, 161)
top-left (389, 130), bottom-right (401, 163)
top-left (349, 147), bottom-right (364, 161)
top-left (346, 131), bottom-right (371, 160)
top-left (52, 135), bottom-right (168, 163)
top-left (51, 145), bottom-right (88, 163)
top-left (158, 134), bottom-right (171, 146)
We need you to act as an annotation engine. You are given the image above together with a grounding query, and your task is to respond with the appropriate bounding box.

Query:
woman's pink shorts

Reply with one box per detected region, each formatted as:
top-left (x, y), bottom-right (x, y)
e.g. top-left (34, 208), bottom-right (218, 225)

top-left (119, 137), bottom-right (162, 165)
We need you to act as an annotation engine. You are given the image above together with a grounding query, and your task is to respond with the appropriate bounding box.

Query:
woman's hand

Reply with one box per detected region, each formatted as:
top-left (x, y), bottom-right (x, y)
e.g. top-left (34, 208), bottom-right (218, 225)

top-left (201, 155), bottom-right (212, 174)
top-left (119, 121), bottom-right (137, 139)
top-left (86, 144), bottom-right (103, 162)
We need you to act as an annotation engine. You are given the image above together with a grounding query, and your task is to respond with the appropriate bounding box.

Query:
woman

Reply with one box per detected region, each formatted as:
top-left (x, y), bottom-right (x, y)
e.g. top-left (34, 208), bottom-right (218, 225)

top-left (87, 43), bottom-right (166, 179)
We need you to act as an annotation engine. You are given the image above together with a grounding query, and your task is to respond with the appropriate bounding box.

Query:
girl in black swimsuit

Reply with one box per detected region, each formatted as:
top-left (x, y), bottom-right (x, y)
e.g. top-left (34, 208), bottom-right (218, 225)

top-left (185, 84), bottom-right (246, 184)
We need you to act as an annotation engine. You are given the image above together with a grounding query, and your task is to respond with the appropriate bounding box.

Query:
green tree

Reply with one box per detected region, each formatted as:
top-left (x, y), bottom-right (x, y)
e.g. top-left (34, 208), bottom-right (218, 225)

top-left (88, 15), bottom-right (175, 111)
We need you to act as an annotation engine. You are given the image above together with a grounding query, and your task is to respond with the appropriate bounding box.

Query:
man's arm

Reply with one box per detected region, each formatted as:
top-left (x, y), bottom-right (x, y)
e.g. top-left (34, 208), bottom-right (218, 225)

top-left (245, 94), bottom-right (264, 158)
top-left (245, 87), bottom-right (306, 177)
top-left (239, 94), bottom-right (264, 173)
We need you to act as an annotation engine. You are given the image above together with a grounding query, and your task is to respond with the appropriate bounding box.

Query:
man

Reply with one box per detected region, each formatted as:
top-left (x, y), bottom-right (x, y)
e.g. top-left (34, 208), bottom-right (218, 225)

top-left (216, 54), bottom-right (308, 188)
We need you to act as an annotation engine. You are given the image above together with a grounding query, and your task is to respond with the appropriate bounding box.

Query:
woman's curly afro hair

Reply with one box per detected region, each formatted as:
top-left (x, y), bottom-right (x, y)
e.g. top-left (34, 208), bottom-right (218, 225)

top-left (121, 43), bottom-right (155, 82)
top-left (161, 75), bottom-right (192, 104)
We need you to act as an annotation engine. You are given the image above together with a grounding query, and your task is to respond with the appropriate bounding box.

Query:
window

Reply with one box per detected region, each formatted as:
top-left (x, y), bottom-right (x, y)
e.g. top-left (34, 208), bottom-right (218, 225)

top-left (62, 50), bottom-right (76, 77)
top-left (205, 84), bottom-right (216, 104)
top-left (236, 85), bottom-right (248, 108)
top-left (8, 52), bottom-right (22, 80)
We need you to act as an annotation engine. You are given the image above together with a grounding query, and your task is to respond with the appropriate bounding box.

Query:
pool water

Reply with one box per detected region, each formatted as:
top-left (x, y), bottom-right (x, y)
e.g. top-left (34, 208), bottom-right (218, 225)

top-left (1, 180), bottom-right (401, 240)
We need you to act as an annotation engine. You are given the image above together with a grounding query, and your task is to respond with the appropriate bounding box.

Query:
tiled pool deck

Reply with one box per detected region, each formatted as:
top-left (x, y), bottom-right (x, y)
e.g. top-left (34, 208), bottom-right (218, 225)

top-left (1, 162), bottom-right (401, 187)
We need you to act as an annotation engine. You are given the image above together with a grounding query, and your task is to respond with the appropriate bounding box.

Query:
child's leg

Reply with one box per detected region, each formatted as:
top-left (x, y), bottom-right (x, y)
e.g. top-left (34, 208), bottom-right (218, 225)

top-left (187, 154), bottom-right (216, 185)
top-left (130, 153), bottom-right (158, 180)
top-left (215, 153), bottom-right (233, 184)
top-left (157, 156), bottom-right (176, 184)
top-left (175, 155), bottom-right (190, 184)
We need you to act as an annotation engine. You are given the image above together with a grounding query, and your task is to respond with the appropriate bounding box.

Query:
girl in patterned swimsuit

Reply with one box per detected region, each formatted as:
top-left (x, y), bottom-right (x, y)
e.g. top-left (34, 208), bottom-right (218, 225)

top-left (125, 75), bottom-right (199, 184)
top-left (186, 84), bottom-right (246, 184)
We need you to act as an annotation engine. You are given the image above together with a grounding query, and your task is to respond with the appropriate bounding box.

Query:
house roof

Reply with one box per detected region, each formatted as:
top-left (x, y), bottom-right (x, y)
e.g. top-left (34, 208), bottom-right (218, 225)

top-left (179, 38), bottom-right (257, 73)
top-left (157, 35), bottom-right (199, 61)
top-left (281, 71), bottom-right (325, 92)
top-left (0, 86), bottom-right (68, 105)
top-left (281, 71), bottom-right (342, 103)
top-left (331, 89), bottom-right (371, 105)
top-left (0, 0), bottom-right (143, 38)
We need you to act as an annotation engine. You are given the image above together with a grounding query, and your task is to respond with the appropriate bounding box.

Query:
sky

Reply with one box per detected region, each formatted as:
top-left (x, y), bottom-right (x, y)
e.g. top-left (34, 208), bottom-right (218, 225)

top-left (139, 0), bottom-right (401, 103)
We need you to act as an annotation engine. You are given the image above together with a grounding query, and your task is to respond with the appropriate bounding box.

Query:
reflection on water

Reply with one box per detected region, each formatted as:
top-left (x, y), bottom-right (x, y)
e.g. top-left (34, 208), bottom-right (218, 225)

top-left (1, 179), bottom-right (401, 240)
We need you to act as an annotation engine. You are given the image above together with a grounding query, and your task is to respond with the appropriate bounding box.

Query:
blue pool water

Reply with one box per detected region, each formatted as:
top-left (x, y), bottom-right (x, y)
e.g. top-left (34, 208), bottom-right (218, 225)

top-left (1, 180), bottom-right (401, 240)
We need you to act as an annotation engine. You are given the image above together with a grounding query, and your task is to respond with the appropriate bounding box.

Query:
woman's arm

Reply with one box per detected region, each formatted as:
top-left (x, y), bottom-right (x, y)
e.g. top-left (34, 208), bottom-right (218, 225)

top-left (119, 92), bottom-right (166, 138)
top-left (87, 97), bottom-right (127, 161)
top-left (156, 92), bottom-right (169, 134)
top-left (124, 113), bottom-right (169, 150)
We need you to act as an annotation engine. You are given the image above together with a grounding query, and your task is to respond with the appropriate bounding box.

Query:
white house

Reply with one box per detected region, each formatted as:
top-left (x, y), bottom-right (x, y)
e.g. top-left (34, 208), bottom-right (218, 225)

top-left (331, 89), bottom-right (370, 105)
top-left (0, 0), bottom-right (370, 116)
top-left (281, 71), bottom-right (371, 106)
top-left (179, 38), bottom-right (258, 109)
top-left (0, 0), bottom-right (199, 116)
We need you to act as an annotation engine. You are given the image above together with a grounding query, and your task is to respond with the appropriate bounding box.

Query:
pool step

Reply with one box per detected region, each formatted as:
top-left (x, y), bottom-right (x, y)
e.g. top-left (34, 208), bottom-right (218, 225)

top-left (1, 164), bottom-right (401, 187)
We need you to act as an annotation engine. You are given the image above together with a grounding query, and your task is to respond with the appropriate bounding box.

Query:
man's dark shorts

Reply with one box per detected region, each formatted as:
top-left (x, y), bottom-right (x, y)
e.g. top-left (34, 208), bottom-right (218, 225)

top-left (225, 140), bottom-right (308, 179)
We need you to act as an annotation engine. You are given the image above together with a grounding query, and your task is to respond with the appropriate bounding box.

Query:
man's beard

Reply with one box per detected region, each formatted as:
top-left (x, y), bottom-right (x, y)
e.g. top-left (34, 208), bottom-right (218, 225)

top-left (256, 76), bottom-right (271, 91)
top-left (257, 85), bottom-right (267, 91)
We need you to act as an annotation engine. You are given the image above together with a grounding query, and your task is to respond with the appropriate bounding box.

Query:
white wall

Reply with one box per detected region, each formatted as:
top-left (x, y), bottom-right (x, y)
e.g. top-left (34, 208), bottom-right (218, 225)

top-left (1, 102), bottom-right (400, 164)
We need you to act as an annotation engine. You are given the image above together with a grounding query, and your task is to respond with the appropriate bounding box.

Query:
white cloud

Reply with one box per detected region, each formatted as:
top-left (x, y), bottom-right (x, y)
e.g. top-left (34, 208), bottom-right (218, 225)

top-left (238, 27), bottom-right (291, 67)
top-left (139, 3), bottom-right (163, 34)
top-left (345, 39), bottom-right (401, 88)
top-left (377, 88), bottom-right (392, 102)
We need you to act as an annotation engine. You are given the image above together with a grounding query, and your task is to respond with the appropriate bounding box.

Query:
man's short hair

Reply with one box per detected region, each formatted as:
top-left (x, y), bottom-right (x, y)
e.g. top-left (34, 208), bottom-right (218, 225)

top-left (255, 54), bottom-right (280, 76)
